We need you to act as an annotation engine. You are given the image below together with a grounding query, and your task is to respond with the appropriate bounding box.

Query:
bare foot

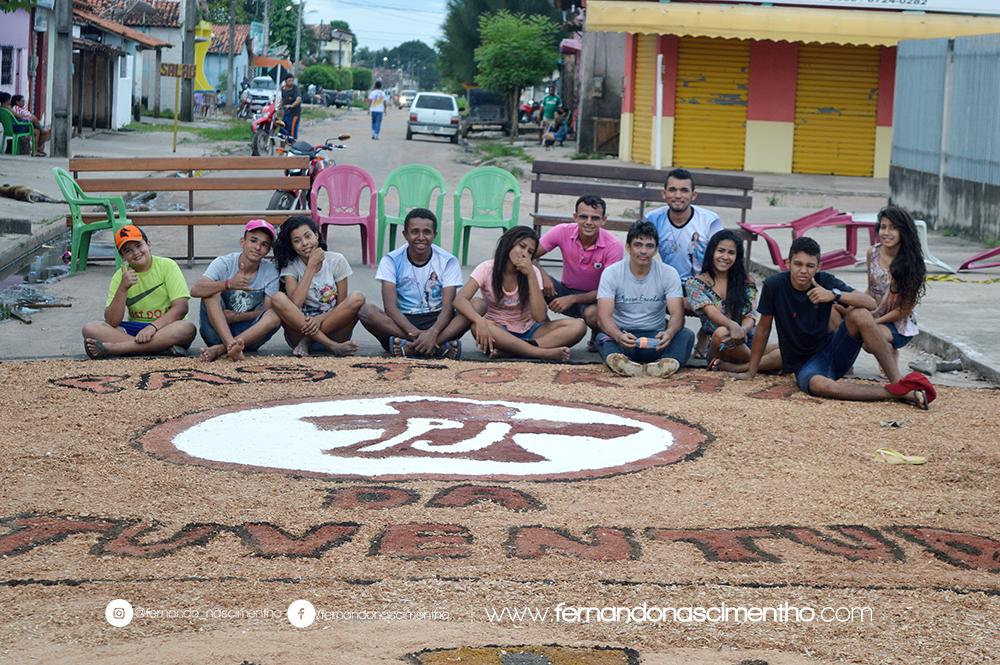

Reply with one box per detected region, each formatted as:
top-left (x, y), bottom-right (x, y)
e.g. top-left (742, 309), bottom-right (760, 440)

top-left (199, 344), bottom-right (227, 362)
top-left (538, 346), bottom-right (571, 361)
top-left (292, 339), bottom-right (311, 357)
top-left (226, 338), bottom-right (245, 361)
top-left (327, 340), bottom-right (358, 356)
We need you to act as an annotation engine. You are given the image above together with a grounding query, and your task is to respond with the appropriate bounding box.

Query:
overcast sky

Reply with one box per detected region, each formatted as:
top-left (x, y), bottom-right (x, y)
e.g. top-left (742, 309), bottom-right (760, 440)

top-left (304, 0), bottom-right (449, 50)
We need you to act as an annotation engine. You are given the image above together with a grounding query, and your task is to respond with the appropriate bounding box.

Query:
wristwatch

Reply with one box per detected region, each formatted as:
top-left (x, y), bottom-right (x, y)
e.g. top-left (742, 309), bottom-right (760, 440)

top-left (832, 288), bottom-right (843, 304)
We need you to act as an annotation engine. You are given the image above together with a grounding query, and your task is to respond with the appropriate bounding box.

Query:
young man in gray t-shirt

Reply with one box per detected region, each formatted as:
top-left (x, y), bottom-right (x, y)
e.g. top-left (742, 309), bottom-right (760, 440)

top-left (189, 220), bottom-right (282, 361)
top-left (596, 220), bottom-right (695, 377)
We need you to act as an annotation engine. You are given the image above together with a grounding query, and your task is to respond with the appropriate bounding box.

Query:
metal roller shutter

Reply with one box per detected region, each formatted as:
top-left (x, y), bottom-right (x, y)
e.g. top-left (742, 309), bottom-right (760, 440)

top-left (673, 37), bottom-right (749, 171)
top-left (793, 44), bottom-right (879, 176)
top-left (631, 34), bottom-right (656, 165)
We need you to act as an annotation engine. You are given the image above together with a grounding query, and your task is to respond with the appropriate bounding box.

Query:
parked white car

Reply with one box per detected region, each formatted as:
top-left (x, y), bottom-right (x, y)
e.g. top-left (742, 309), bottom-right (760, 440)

top-left (406, 92), bottom-right (460, 143)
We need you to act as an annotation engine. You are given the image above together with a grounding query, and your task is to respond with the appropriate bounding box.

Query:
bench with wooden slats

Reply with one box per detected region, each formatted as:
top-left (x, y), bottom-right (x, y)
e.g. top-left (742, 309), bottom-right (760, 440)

top-left (67, 156), bottom-right (311, 264)
top-left (529, 160), bottom-right (754, 235)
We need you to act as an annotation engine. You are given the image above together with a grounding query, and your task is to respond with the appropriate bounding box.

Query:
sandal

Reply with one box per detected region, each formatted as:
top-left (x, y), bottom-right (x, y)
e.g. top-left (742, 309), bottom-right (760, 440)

top-left (875, 448), bottom-right (927, 465)
top-left (388, 336), bottom-right (411, 357)
top-left (437, 340), bottom-right (462, 360)
top-left (707, 357), bottom-right (722, 372)
top-left (166, 344), bottom-right (188, 357)
top-left (84, 338), bottom-right (109, 359)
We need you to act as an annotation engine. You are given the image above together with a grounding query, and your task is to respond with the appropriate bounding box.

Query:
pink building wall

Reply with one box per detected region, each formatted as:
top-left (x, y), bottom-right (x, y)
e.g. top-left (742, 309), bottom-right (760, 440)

top-left (0, 9), bottom-right (31, 97)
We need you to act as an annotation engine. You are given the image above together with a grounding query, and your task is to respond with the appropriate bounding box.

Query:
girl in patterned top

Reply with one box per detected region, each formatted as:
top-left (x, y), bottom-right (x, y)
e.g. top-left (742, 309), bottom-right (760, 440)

top-left (864, 206), bottom-right (925, 369)
top-left (686, 229), bottom-right (781, 373)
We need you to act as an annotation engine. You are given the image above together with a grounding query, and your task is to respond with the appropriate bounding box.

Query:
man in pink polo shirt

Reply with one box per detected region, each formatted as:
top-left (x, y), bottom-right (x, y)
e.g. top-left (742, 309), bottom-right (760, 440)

top-left (537, 195), bottom-right (625, 349)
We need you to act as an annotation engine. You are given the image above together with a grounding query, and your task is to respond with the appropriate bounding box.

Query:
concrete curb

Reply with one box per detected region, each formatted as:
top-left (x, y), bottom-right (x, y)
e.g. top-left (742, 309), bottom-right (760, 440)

top-left (0, 216), bottom-right (67, 275)
top-left (749, 258), bottom-right (1000, 386)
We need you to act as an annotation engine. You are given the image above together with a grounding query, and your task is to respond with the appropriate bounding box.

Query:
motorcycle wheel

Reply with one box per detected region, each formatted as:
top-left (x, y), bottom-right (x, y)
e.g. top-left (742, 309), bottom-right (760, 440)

top-left (251, 128), bottom-right (270, 156)
top-left (267, 190), bottom-right (297, 210)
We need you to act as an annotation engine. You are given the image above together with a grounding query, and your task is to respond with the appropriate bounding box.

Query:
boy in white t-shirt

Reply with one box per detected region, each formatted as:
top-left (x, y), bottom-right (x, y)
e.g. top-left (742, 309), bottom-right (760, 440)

top-left (359, 208), bottom-right (475, 358)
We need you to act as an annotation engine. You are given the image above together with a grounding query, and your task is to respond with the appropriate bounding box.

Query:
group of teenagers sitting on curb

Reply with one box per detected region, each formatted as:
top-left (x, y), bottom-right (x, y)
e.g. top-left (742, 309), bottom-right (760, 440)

top-left (80, 168), bottom-right (937, 410)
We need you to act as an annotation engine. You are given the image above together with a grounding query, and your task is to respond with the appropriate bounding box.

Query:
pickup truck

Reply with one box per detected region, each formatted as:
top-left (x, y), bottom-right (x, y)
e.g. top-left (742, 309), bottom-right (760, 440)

top-left (460, 88), bottom-right (511, 137)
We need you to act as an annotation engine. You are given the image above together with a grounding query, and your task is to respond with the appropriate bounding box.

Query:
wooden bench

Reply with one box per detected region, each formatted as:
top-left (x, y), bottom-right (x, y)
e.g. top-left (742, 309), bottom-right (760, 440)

top-left (68, 156), bottom-right (310, 265)
top-left (529, 160), bottom-right (754, 238)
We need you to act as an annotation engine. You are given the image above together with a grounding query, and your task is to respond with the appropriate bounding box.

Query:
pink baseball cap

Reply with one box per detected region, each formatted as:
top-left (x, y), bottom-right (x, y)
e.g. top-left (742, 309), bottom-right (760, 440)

top-left (244, 218), bottom-right (276, 239)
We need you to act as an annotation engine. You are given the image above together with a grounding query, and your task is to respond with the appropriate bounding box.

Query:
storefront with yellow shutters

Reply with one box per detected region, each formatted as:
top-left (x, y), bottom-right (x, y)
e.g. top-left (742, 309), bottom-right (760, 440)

top-left (589, 0), bottom-right (1000, 177)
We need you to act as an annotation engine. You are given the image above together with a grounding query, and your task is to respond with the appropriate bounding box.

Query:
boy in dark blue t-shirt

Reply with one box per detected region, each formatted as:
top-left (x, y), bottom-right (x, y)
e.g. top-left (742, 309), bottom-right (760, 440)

top-left (736, 237), bottom-right (934, 408)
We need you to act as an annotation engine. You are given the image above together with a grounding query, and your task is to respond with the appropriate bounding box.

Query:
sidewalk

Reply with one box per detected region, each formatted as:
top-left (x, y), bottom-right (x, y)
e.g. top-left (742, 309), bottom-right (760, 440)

top-left (1, 121), bottom-right (998, 385)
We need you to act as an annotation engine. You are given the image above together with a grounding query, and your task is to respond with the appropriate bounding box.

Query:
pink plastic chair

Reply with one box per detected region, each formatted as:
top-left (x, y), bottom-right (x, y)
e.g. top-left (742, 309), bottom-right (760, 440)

top-left (310, 164), bottom-right (377, 265)
top-left (739, 207), bottom-right (877, 271)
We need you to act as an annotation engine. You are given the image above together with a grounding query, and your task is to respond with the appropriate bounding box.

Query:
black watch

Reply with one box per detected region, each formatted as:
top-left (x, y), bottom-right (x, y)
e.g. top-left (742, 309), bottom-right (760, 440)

top-left (832, 288), bottom-right (843, 304)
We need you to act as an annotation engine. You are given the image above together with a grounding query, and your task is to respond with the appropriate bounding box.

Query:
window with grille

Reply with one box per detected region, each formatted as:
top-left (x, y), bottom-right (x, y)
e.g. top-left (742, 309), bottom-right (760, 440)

top-left (1, 47), bottom-right (13, 85)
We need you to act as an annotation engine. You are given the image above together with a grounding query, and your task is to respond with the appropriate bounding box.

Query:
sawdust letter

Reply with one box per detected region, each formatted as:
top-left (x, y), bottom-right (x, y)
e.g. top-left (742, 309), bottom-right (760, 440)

top-left (780, 526), bottom-right (903, 562)
top-left (138, 368), bottom-right (245, 391)
top-left (322, 486), bottom-right (420, 510)
top-left (369, 523), bottom-right (473, 559)
top-left (893, 526), bottom-right (1000, 572)
top-left (427, 485), bottom-right (544, 512)
top-left (0, 515), bottom-right (120, 556)
top-left (645, 527), bottom-right (782, 563)
top-left (507, 526), bottom-right (639, 560)
top-left (237, 522), bottom-right (360, 557)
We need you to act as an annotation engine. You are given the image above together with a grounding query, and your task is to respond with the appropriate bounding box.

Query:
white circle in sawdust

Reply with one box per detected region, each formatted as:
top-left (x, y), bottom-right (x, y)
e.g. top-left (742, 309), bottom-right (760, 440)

top-left (153, 394), bottom-right (705, 481)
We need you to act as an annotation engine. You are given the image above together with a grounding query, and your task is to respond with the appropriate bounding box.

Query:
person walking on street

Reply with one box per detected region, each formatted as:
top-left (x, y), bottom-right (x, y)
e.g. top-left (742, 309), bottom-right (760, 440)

top-left (280, 74), bottom-right (302, 140)
top-left (368, 80), bottom-right (387, 140)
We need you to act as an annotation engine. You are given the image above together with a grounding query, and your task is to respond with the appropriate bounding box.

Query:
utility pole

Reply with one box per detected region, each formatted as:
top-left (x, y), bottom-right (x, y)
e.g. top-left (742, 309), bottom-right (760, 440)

top-left (52, 0), bottom-right (72, 157)
top-left (294, 0), bottom-right (303, 73)
top-left (181, 0), bottom-right (195, 121)
top-left (227, 0), bottom-right (236, 112)
top-left (263, 0), bottom-right (270, 55)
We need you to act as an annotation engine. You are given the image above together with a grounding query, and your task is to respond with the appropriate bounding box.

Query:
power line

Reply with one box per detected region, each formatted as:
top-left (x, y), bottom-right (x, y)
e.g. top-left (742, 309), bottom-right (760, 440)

top-left (336, 0), bottom-right (447, 16)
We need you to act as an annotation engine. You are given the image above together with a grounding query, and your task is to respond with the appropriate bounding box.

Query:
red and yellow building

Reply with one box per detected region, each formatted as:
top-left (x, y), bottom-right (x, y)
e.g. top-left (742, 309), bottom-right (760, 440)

top-left (586, 0), bottom-right (1000, 177)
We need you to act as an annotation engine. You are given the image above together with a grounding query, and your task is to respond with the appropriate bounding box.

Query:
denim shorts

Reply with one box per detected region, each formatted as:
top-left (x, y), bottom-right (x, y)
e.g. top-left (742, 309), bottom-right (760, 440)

top-left (883, 322), bottom-right (913, 349)
top-left (505, 321), bottom-right (543, 341)
top-left (795, 322), bottom-right (863, 394)
top-left (548, 279), bottom-right (588, 319)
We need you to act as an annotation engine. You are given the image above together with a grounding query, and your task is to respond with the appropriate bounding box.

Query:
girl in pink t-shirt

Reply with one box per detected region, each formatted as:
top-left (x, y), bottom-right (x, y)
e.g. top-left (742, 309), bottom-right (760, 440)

top-left (455, 226), bottom-right (585, 360)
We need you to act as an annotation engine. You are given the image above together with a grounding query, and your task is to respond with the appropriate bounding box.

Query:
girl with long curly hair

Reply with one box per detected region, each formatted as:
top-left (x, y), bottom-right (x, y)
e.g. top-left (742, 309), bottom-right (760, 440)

top-left (864, 205), bottom-right (925, 365)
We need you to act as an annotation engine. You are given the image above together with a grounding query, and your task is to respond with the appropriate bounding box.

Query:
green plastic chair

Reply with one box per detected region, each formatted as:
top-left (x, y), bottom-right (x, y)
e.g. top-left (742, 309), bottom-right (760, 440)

top-left (376, 164), bottom-right (446, 260)
top-left (53, 167), bottom-right (131, 273)
top-left (452, 166), bottom-right (521, 265)
top-left (0, 107), bottom-right (34, 156)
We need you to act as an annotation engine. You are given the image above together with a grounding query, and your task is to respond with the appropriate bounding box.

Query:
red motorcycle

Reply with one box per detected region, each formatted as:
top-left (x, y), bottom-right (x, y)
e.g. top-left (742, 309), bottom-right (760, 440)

top-left (519, 100), bottom-right (541, 124)
top-left (267, 134), bottom-right (350, 210)
top-left (250, 98), bottom-right (285, 156)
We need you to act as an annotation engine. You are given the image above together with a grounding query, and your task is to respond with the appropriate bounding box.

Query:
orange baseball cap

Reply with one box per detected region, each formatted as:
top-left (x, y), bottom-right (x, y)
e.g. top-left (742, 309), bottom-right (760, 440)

top-left (115, 225), bottom-right (145, 251)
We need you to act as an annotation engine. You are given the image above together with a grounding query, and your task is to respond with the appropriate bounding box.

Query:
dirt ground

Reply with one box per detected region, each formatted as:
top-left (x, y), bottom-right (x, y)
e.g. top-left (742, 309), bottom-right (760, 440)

top-left (1, 355), bottom-right (996, 664)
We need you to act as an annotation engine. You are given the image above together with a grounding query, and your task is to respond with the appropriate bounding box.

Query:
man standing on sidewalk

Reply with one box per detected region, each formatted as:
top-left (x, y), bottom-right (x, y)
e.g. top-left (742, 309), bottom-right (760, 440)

top-left (368, 80), bottom-right (387, 140)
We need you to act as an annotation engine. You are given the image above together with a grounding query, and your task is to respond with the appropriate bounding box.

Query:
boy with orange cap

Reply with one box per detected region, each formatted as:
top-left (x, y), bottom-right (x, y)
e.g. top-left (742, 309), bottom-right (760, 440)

top-left (81, 225), bottom-right (196, 358)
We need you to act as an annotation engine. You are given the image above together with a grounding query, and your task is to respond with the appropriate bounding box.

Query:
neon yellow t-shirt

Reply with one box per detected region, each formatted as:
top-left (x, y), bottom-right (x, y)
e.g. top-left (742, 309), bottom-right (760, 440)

top-left (106, 256), bottom-right (190, 323)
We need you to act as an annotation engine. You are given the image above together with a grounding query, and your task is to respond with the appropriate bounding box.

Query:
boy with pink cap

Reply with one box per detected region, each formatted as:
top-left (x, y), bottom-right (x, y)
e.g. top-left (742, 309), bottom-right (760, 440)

top-left (190, 219), bottom-right (282, 361)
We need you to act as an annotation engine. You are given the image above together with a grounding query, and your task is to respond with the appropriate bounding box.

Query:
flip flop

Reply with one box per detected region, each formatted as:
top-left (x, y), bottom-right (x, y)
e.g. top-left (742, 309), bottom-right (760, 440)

top-left (437, 339), bottom-right (462, 360)
top-left (875, 448), bottom-right (928, 465)
top-left (706, 357), bottom-right (722, 372)
top-left (84, 338), bottom-right (109, 359)
top-left (388, 336), bottom-right (411, 357)
top-left (166, 344), bottom-right (188, 357)
top-left (885, 371), bottom-right (937, 403)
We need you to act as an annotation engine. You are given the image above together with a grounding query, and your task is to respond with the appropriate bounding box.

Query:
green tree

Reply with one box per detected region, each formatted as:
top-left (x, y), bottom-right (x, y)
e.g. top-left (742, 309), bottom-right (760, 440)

top-left (351, 67), bottom-right (373, 91)
top-left (437, 0), bottom-right (559, 91)
top-left (474, 10), bottom-right (559, 139)
top-left (269, 2), bottom-right (317, 63)
top-left (394, 40), bottom-right (440, 90)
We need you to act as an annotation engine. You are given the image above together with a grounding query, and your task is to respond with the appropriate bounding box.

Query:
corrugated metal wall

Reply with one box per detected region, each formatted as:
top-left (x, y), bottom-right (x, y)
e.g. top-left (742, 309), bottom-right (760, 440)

top-left (893, 34), bottom-right (1000, 187)
top-left (946, 35), bottom-right (1000, 187)
top-left (891, 39), bottom-right (948, 175)
top-left (631, 35), bottom-right (657, 165)
top-left (672, 37), bottom-right (749, 171)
